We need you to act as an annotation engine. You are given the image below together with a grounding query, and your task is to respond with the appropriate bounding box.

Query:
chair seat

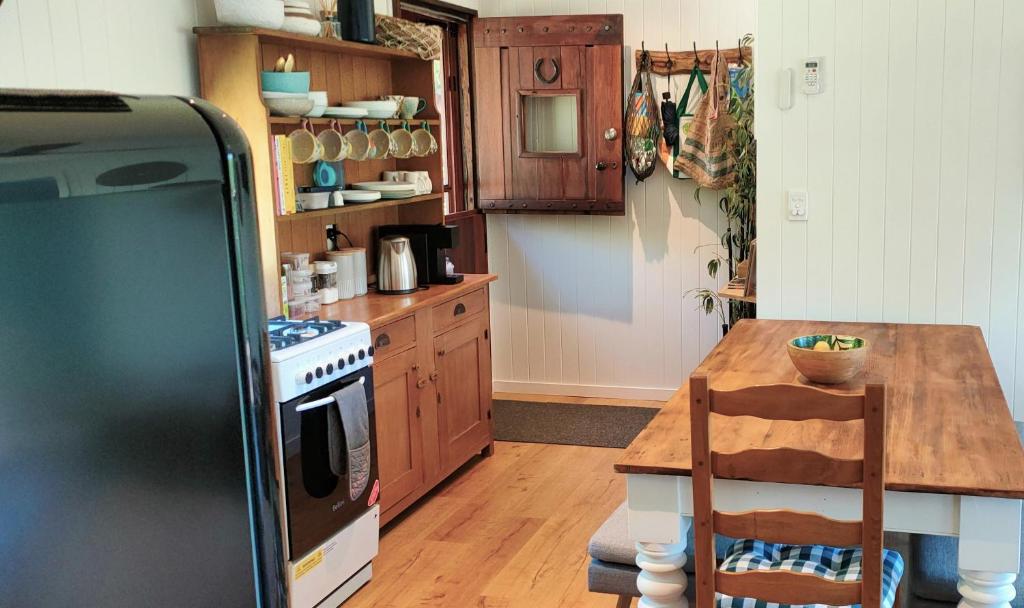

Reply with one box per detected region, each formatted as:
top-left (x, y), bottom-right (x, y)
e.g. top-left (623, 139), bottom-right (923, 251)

top-left (716, 539), bottom-right (905, 608)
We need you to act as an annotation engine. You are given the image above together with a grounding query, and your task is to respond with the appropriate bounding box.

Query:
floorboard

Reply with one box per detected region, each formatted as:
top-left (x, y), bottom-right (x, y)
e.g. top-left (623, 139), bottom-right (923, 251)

top-left (345, 441), bottom-right (633, 608)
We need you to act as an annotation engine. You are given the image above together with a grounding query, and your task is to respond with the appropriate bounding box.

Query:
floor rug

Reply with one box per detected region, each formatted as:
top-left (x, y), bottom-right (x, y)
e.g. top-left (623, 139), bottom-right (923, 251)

top-left (492, 400), bottom-right (659, 448)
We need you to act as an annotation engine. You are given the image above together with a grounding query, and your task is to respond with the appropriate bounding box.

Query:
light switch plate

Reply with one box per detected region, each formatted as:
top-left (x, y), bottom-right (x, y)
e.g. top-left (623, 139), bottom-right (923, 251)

top-left (787, 189), bottom-right (808, 221)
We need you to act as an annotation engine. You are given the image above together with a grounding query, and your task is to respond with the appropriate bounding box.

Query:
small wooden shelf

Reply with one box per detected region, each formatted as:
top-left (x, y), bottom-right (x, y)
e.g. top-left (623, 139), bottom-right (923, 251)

top-left (193, 26), bottom-right (420, 60)
top-left (718, 286), bottom-right (757, 304)
top-left (275, 193), bottom-right (443, 221)
top-left (268, 117), bottom-right (441, 126)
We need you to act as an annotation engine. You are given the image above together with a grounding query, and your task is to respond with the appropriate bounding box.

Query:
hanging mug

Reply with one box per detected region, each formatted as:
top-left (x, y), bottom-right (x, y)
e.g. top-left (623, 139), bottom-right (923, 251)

top-left (288, 119), bottom-right (322, 164)
top-left (411, 121), bottom-right (438, 157)
top-left (389, 121), bottom-right (415, 159)
top-left (317, 120), bottom-right (350, 162)
top-left (366, 121), bottom-right (392, 160)
top-left (344, 121), bottom-right (372, 161)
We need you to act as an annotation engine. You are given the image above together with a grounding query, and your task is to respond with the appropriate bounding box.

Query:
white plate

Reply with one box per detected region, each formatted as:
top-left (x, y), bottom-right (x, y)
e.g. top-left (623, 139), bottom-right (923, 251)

top-left (339, 190), bottom-right (382, 203)
top-left (379, 191), bottom-right (418, 199)
top-left (353, 181), bottom-right (417, 192)
top-left (364, 110), bottom-right (397, 119)
top-left (322, 106), bottom-right (369, 118)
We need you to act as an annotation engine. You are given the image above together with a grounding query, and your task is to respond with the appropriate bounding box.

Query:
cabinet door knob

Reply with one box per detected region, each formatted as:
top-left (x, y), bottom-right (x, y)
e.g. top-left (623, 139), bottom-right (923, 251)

top-left (416, 378), bottom-right (427, 389)
top-left (375, 333), bottom-right (391, 348)
top-left (437, 348), bottom-right (446, 357)
top-left (412, 362), bottom-right (419, 371)
top-left (595, 162), bottom-right (607, 171)
top-left (454, 303), bottom-right (466, 316)
top-left (429, 370), bottom-right (440, 381)
top-left (415, 406), bottom-right (421, 418)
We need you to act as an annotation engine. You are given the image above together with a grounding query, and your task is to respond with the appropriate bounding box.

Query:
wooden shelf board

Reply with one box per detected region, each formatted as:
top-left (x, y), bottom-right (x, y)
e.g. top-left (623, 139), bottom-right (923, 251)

top-left (275, 193), bottom-right (443, 221)
top-left (718, 286), bottom-right (757, 304)
top-left (194, 26), bottom-right (421, 60)
top-left (268, 117), bottom-right (441, 126)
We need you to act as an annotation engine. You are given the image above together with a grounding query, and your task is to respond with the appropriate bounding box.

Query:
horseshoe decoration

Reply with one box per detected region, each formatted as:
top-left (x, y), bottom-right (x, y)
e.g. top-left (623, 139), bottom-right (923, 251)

top-left (534, 57), bottom-right (560, 84)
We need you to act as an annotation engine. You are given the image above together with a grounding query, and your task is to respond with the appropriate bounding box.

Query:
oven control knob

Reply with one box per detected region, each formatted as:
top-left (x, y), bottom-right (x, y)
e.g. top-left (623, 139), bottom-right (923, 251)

top-left (315, 367), bottom-right (324, 379)
top-left (368, 345), bottom-right (375, 357)
top-left (298, 372), bottom-right (313, 385)
top-left (337, 358), bottom-right (346, 370)
top-left (348, 353), bottom-right (356, 365)
top-left (326, 363), bottom-right (334, 375)
top-left (358, 349), bottom-right (366, 360)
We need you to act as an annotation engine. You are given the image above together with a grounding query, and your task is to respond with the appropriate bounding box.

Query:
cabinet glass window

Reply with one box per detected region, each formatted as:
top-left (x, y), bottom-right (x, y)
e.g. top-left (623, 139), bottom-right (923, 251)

top-left (522, 94), bottom-right (579, 154)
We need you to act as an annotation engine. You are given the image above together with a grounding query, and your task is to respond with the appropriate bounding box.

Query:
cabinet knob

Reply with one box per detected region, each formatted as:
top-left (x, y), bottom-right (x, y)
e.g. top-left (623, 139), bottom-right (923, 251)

top-left (429, 370), bottom-right (440, 381)
top-left (437, 348), bottom-right (446, 357)
top-left (604, 127), bottom-right (618, 141)
top-left (454, 302), bottom-right (466, 316)
top-left (416, 406), bottom-right (421, 418)
top-left (595, 162), bottom-right (607, 171)
top-left (416, 378), bottom-right (427, 389)
top-left (412, 362), bottom-right (419, 371)
top-left (375, 333), bottom-right (391, 348)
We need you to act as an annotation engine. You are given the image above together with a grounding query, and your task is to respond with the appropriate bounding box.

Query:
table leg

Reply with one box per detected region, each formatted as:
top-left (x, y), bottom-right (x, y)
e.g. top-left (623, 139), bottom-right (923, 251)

top-left (957, 497), bottom-right (1022, 608)
top-left (635, 540), bottom-right (689, 608)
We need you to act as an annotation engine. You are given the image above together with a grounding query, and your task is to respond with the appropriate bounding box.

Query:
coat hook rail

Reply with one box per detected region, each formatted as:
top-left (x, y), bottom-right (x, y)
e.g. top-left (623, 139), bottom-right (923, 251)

top-left (634, 45), bottom-right (748, 76)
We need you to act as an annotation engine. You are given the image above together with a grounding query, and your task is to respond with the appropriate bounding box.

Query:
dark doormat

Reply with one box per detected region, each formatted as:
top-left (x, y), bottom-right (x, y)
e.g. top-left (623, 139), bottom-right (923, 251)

top-left (492, 400), bottom-right (659, 448)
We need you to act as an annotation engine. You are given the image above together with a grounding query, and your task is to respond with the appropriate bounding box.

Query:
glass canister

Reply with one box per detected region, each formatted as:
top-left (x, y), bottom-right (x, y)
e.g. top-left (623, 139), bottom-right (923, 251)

top-left (286, 268), bottom-right (314, 298)
top-left (314, 260), bottom-right (338, 304)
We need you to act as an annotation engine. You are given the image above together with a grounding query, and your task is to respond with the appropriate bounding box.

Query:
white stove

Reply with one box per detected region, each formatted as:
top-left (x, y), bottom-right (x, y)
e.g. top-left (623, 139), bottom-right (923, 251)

top-left (267, 316), bottom-right (379, 608)
top-left (268, 317), bottom-right (375, 403)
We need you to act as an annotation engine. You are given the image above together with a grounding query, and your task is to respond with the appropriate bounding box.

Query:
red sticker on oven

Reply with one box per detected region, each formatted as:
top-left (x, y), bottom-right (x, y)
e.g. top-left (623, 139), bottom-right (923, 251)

top-left (368, 479), bottom-right (380, 507)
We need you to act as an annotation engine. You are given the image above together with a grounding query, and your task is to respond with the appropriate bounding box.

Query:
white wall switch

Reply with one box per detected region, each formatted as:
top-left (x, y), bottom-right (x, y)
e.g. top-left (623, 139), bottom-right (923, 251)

top-left (802, 57), bottom-right (824, 94)
top-left (787, 189), bottom-right (808, 221)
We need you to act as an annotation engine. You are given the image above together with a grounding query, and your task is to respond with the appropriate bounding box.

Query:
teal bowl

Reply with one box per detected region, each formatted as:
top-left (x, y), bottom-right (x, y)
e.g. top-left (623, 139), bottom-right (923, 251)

top-left (260, 71), bottom-right (310, 94)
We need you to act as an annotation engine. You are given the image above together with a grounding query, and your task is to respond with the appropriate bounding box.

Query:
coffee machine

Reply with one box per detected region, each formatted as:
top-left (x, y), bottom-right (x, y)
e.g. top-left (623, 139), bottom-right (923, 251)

top-left (377, 224), bottom-right (464, 286)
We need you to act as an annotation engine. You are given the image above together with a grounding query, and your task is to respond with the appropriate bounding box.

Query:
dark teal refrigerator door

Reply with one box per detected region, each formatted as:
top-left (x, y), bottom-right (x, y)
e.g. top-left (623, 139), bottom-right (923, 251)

top-left (0, 93), bottom-right (285, 607)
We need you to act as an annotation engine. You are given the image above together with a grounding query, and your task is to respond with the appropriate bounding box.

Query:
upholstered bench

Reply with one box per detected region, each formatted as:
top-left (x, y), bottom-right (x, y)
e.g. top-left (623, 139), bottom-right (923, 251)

top-left (909, 422), bottom-right (1024, 607)
top-left (587, 502), bottom-right (735, 605)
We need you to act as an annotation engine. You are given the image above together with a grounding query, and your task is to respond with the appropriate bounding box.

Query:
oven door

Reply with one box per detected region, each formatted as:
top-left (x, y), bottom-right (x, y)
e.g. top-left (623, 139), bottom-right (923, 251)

top-left (279, 366), bottom-right (377, 560)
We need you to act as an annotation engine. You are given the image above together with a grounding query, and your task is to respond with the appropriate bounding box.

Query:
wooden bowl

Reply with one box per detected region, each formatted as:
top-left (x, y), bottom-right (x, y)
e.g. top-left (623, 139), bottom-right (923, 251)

top-left (786, 335), bottom-right (868, 385)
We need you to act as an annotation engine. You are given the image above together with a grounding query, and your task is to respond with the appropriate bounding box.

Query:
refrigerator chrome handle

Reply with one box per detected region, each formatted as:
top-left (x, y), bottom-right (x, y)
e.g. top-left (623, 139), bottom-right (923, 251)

top-left (295, 376), bottom-right (365, 412)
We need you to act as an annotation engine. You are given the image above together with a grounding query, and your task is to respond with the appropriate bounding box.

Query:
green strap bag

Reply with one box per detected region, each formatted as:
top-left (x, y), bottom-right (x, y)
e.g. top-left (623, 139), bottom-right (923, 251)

top-left (670, 68), bottom-right (708, 179)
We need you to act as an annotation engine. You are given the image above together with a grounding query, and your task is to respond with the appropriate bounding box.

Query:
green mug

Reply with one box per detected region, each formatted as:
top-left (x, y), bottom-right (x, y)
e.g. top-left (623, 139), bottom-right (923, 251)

top-left (400, 96), bottom-right (428, 119)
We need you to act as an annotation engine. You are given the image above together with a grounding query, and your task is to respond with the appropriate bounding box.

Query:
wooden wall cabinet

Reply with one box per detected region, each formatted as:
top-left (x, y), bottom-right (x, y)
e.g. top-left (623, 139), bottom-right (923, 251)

top-left (472, 15), bottom-right (625, 215)
top-left (354, 279), bottom-right (495, 525)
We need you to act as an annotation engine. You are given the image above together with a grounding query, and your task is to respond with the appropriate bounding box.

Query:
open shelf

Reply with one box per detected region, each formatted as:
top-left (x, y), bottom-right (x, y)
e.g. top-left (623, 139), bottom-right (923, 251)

top-left (193, 26), bottom-right (420, 60)
top-left (275, 193), bottom-right (443, 222)
top-left (718, 286), bottom-right (757, 304)
top-left (268, 117), bottom-right (441, 126)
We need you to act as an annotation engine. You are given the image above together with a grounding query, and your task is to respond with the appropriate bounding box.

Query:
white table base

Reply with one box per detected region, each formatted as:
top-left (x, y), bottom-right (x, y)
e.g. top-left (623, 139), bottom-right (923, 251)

top-left (626, 474), bottom-right (1021, 608)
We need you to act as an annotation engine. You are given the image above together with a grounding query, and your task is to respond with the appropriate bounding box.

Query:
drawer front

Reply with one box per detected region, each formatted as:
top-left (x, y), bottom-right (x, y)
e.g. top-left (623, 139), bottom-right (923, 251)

top-left (371, 315), bottom-right (416, 361)
top-left (431, 288), bottom-right (487, 334)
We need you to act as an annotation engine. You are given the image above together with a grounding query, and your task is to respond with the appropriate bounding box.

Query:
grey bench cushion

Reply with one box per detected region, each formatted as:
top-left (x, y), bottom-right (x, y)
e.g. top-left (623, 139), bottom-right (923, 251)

top-left (910, 422), bottom-right (1024, 606)
top-left (587, 502), bottom-right (735, 573)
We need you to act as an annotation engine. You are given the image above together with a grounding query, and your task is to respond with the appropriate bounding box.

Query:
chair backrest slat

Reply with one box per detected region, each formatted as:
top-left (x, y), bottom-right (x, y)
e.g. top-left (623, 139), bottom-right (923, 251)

top-left (713, 509), bottom-right (864, 547)
top-left (711, 448), bottom-right (864, 486)
top-left (715, 570), bottom-right (862, 606)
top-left (710, 383), bottom-right (865, 421)
top-left (689, 373), bottom-right (888, 608)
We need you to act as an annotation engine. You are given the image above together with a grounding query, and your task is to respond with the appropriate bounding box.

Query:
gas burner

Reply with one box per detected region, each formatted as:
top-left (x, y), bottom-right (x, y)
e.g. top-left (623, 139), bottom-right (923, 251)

top-left (267, 316), bottom-right (347, 352)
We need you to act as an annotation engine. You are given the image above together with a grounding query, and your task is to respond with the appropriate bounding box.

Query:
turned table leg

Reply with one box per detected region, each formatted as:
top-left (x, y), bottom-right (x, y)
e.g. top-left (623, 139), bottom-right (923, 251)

top-left (635, 541), bottom-right (688, 608)
top-left (957, 497), bottom-right (1021, 608)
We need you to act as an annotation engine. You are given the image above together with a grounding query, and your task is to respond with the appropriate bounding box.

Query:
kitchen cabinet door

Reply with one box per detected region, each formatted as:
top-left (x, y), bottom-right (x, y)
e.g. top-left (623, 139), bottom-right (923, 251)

top-left (373, 346), bottom-right (426, 513)
top-left (433, 315), bottom-right (493, 471)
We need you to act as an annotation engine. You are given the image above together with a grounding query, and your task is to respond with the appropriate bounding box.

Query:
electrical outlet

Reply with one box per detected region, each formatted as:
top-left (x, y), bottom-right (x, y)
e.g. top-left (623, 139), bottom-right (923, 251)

top-left (787, 190), bottom-right (808, 221)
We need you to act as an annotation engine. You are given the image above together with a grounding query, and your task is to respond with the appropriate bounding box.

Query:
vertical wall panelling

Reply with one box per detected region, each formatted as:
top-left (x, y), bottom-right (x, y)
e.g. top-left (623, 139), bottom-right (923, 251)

top-left (483, 0), bottom-right (754, 399)
top-left (758, 0), bottom-right (1024, 419)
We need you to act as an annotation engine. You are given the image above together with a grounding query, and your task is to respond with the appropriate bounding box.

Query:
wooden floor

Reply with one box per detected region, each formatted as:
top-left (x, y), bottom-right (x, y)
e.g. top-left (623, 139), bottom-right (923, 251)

top-left (346, 441), bottom-right (634, 608)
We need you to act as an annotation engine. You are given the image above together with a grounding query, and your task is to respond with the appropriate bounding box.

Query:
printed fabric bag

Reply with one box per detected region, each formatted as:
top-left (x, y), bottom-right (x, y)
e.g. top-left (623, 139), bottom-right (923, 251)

top-left (673, 50), bottom-right (736, 189)
top-left (659, 67), bottom-right (708, 178)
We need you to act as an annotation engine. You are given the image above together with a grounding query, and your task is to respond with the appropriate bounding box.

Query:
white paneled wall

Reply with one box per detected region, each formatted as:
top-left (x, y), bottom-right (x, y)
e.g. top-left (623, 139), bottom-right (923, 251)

top-left (482, 0), bottom-right (756, 399)
top-left (756, 0), bottom-right (1024, 419)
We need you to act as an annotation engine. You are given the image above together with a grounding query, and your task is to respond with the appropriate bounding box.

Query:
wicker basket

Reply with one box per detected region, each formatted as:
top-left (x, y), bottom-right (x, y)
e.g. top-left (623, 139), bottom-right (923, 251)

top-left (374, 15), bottom-right (442, 61)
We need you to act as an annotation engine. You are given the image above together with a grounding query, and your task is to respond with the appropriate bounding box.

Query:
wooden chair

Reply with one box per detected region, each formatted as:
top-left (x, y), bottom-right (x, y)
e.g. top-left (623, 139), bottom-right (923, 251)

top-left (689, 374), bottom-right (903, 608)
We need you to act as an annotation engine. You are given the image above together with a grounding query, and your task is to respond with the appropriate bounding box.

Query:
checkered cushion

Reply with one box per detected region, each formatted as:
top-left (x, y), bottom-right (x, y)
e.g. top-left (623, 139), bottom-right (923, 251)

top-left (716, 539), bottom-right (904, 608)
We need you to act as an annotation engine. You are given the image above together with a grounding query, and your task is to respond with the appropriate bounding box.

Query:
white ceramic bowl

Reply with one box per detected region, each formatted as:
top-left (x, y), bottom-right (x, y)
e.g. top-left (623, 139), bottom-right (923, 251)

top-left (265, 96), bottom-right (315, 117)
top-left (306, 91), bottom-right (328, 117)
top-left (297, 191), bottom-right (331, 210)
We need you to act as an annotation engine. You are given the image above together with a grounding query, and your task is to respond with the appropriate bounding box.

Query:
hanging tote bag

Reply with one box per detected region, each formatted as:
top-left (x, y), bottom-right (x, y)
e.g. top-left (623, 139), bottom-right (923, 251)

top-left (674, 50), bottom-right (736, 189)
top-left (625, 49), bottom-right (662, 183)
top-left (659, 67), bottom-right (708, 178)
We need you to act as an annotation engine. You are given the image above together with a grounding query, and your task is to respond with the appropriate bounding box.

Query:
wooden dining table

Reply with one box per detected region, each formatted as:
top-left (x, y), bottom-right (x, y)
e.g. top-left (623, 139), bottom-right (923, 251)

top-left (616, 319), bottom-right (1024, 608)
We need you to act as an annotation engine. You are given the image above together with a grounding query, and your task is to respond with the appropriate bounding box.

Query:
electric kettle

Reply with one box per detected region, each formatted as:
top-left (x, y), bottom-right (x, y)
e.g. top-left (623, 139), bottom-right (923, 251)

top-left (377, 235), bottom-right (418, 295)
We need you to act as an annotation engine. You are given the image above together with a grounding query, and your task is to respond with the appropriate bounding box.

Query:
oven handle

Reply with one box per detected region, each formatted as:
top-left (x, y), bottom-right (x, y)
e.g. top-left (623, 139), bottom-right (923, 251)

top-left (294, 376), bottom-right (365, 412)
